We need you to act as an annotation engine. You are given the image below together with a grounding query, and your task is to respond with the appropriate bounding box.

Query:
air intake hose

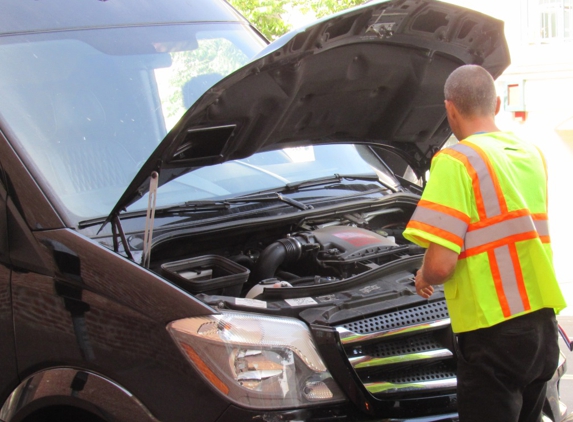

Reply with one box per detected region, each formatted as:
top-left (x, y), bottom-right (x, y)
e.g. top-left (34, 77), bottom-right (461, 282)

top-left (248, 237), bottom-right (305, 285)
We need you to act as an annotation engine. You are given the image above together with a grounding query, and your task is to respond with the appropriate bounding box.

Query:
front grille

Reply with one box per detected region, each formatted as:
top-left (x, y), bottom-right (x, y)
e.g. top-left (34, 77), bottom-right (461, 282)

top-left (341, 301), bottom-right (450, 336)
top-left (336, 300), bottom-right (457, 398)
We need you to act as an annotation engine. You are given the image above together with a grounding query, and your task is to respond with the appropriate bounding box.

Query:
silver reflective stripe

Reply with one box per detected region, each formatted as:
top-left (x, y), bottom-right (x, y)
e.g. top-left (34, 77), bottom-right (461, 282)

top-left (465, 215), bottom-right (536, 250)
top-left (449, 141), bottom-right (540, 317)
top-left (534, 219), bottom-right (549, 237)
top-left (493, 245), bottom-right (525, 314)
top-left (410, 206), bottom-right (468, 240)
top-left (452, 143), bottom-right (501, 218)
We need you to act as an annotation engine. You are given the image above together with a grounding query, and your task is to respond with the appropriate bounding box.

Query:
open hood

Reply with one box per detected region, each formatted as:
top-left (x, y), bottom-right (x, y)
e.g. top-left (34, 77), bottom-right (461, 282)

top-left (107, 0), bottom-right (510, 221)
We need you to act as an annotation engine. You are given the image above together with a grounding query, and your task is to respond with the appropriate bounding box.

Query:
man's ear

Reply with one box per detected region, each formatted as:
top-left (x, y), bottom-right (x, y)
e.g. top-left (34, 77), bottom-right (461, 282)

top-left (494, 96), bottom-right (501, 116)
top-left (444, 100), bottom-right (457, 121)
top-left (444, 99), bottom-right (462, 139)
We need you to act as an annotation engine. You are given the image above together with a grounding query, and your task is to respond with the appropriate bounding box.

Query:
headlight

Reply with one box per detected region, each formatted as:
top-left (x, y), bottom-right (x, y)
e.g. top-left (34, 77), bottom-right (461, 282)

top-left (167, 311), bottom-right (346, 409)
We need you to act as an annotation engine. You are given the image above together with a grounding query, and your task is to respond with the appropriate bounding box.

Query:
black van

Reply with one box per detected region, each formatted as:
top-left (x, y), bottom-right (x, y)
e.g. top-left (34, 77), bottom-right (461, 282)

top-left (0, 0), bottom-right (568, 421)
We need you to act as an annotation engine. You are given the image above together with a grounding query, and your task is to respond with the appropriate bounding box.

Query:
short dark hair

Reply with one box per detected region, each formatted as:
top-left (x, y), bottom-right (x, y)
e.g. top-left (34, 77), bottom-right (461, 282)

top-left (444, 65), bottom-right (497, 117)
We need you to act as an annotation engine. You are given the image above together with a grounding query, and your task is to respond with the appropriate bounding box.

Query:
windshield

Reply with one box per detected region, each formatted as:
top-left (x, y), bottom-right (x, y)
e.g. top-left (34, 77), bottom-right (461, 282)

top-left (126, 144), bottom-right (400, 213)
top-left (0, 23), bottom-right (265, 221)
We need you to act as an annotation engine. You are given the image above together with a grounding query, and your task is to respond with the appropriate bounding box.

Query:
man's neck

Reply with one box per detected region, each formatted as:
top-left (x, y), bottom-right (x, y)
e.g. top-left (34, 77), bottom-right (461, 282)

top-left (458, 117), bottom-right (500, 140)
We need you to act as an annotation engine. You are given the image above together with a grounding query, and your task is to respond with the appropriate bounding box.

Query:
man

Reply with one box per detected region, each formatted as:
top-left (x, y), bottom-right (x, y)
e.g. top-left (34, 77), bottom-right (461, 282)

top-left (403, 65), bottom-right (566, 422)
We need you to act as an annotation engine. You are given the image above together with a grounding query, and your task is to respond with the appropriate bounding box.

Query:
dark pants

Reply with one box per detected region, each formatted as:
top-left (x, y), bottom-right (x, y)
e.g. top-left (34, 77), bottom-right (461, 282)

top-left (455, 308), bottom-right (559, 422)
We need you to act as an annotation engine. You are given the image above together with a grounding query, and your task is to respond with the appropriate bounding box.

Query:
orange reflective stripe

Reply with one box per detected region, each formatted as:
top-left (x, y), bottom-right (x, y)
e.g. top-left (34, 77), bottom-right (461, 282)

top-left (494, 245), bottom-right (527, 315)
top-left (467, 211), bottom-right (548, 238)
top-left (439, 148), bottom-right (487, 219)
top-left (469, 208), bottom-right (530, 230)
top-left (461, 231), bottom-right (540, 258)
top-left (533, 220), bottom-right (549, 237)
top-left (447, 141), bottom-right (545, 317)
top-left (508, 243), bottom-right (531, 312)
top-left (461, 141), bottom-right (508, 214)
top-left (417, 199), bottom-right (471, 224)
top-left (409, 200), bottom-right (469, 242)
top-left (532, 213), bottom-right (550, 241)
top-left (407, 221), bottom-right (464, 249)
top-left (488, 249), bottom-right (511, 317)
top-left (465, 214), bottom-right (537, 250)
top-left (450, 143), bottom-right (501, 219)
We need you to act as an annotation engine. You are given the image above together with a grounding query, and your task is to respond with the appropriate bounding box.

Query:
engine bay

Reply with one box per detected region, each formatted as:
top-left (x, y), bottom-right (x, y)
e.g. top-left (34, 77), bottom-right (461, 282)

top-left (146, 202), bottom-right (429, 316)
top-left (120, 194), bottom-right (457, 415)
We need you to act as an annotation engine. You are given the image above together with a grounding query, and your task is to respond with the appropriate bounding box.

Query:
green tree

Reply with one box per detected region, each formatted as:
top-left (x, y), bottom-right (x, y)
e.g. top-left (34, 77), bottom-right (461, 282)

top-left (304, 0), bottom-right (367, 19)
top-left (228, 0), bottom-right (364, 41)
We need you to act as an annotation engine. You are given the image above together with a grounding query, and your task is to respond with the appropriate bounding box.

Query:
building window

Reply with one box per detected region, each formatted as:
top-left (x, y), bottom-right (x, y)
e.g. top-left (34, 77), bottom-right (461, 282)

top-left (528, 0), bottom-right (573, 42)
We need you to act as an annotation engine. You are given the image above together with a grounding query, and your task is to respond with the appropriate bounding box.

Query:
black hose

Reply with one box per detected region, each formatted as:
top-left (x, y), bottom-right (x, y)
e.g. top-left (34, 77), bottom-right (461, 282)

top-left (248, 237), bottom-right (303, 286)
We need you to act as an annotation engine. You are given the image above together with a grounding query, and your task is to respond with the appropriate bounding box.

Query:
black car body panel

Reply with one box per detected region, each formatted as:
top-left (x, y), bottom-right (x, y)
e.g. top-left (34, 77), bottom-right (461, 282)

top-left (0, 1), bottom-right (568, 422)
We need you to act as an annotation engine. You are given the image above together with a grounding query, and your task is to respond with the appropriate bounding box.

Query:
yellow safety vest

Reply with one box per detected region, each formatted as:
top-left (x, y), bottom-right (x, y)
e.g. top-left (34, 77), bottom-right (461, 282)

top-left (404, 132), bottom-right (566, 333)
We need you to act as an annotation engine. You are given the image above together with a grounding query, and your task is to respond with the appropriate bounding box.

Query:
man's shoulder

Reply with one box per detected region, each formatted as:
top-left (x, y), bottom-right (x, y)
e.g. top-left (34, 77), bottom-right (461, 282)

top-left (466, 131), bottom-right (526, 147)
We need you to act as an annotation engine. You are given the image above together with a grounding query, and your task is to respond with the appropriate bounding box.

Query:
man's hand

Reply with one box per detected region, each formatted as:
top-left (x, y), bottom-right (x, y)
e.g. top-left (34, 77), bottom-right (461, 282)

top-left (414, 242), bottom-right (459, 298)
top-left (415, 268), bottom-right (434, 298)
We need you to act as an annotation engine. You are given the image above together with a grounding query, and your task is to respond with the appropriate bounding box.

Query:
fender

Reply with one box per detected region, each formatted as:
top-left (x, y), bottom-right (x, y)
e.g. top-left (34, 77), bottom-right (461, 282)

top-left (0, 367), bottom-right (158, 422)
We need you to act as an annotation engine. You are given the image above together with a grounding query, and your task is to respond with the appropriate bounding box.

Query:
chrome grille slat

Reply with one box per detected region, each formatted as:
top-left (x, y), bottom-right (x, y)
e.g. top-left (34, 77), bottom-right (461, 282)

top-left (337, 318), bottom-right (450, 344)
top-left (335, 300), bottom-right (456, 399)
top-left (365, 378), bottom-right (457, 394)
top-left (373, 361), bottom-right (456, 385)
top-left (341, 300), bottom-right (450, 331)
top-left (363, 331), bottom-right (443, 357)
top-left (349, 348), bottom-right (453, 368)
top-left (363, 361), bottom-right (457, 394)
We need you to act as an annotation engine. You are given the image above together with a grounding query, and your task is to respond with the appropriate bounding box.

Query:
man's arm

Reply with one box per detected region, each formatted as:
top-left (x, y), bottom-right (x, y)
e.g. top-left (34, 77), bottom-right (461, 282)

top-left (415, 242), bottom-right (458, 298)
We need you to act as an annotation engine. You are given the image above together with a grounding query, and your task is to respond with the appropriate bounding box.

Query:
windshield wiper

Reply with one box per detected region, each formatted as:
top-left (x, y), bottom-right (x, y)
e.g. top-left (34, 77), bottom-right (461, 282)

top-left (159, 201), bottom-right (232, 213)
top-left (283, 173), bottom-right (396, 193)
top-left (80, 193), bottom-right (313, 228)
top-left (161, 192), bottom-right (313, 214)
top-left (230, 192), bottom-right (313, 210)
top-left (79, 175), bottom-right (388, 228)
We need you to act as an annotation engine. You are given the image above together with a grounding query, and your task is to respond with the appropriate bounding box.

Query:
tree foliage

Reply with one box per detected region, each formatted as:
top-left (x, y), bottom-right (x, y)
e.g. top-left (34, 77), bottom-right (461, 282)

top-left (228, 0), bottom-right (365, 41)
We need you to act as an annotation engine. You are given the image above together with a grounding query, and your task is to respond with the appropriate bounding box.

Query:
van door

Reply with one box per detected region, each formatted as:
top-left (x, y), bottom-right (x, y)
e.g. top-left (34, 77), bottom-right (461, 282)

top-left (0, 165), bottom-right (18, 402)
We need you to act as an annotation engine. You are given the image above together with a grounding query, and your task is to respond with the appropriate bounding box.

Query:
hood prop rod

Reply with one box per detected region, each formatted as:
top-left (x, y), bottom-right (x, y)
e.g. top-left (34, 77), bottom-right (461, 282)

top-left (142, 171), bottom-right (159, 268)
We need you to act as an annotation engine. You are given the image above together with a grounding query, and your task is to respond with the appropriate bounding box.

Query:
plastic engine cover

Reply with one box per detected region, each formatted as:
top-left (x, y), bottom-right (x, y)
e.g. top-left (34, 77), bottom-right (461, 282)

top-left (312, 226), bottom-right (398, 262)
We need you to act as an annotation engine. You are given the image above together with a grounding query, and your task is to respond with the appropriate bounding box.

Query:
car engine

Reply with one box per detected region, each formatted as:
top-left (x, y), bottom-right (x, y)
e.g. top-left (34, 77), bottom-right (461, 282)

top-left (150, 205), bottom-right (426, 305)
